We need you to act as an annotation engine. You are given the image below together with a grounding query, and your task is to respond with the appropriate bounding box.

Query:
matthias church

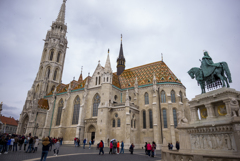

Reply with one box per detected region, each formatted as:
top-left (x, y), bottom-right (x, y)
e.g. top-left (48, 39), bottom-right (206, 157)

top-left (17, 0), bottom-right (190, 149)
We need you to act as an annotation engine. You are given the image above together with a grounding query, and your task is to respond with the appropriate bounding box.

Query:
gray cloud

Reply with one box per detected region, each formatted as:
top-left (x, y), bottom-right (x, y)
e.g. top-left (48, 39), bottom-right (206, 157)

top-left (0, 0), bottom-right (239, 118)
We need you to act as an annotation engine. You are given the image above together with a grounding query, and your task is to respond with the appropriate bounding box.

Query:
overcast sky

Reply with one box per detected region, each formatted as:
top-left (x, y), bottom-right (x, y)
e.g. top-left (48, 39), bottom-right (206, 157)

top-left (0, 0), bottom-right (239, 120)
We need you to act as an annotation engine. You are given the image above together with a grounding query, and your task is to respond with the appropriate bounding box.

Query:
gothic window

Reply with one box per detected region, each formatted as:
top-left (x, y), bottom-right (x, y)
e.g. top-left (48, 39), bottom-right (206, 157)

top-left (72, 96), bottom-right (80, 124)
top-left (117, 118), bottom-right (121, 127)
top-left (179, 91), bottom-right (183, 102)
top-left (163, 109), bottom-right (168, 128)
top-left (57, 52), bottom-right (61, 63)
top-left (51, 85), bottom-right (55, 92)
top-left (96, 77), bottom-right (98, 85)
top-left (56, 99), bottom-right (64, 126)
top-left (112, 119), bottom-right (115, 127)
top-left (171, 90), bottom-right (176, 103)
top-left (143, 110), bottom-right (146, 129)
top-left (149, 109), bottom-right (153, 128)
top-left (46, 67), bottom-right (51, 79)
top-left (144, 92), bottom-right (149, 104)
top-left (53, 69), bottom-right (58, 81)
top-left (99, 76), bottom-right (101, 84)
top-left (134, 120), bottom-right (136, 128)
top-left (131, 119), bottom-right (133, 128)
top-left (173, 109), bottom-right (177, 128)
top-left (93, 94), bottom-right (100, 116)
top-left (161, 90), bottom-right (166, 103)
top-left (50, 50), bottom-right (54, 61)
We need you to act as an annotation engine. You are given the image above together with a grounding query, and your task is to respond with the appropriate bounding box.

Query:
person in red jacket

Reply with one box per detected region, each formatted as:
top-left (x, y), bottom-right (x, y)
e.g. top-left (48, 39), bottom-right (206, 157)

top-left (99, 140), bottom-right (104, 155)
top-left (146, 142), bottom-right (152, 157)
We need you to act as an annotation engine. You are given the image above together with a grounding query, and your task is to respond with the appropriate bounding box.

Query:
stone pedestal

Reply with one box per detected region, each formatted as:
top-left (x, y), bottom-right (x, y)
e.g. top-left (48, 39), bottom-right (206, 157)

top-left (162, 88), bottom-right (240, 161)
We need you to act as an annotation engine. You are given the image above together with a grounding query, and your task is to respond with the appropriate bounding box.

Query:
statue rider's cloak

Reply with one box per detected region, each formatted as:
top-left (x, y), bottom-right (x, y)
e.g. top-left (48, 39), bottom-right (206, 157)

top-left (200, 53), bottom-right (221, 77)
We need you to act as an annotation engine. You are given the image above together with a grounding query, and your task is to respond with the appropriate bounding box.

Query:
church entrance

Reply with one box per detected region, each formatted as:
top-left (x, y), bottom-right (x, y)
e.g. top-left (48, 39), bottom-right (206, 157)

top-left (91, 132), bottom-right (95, 141)
top-left (87, 125), bottom-right (96, 143)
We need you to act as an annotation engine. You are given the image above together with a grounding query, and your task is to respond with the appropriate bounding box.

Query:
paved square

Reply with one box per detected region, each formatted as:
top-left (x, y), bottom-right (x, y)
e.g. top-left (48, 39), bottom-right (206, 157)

top-left (0, 145), bottom-right (162, 161)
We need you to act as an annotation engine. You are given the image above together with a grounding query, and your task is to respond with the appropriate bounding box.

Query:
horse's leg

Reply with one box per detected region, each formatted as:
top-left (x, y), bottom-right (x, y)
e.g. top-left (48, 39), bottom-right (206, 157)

top-left (215, 71), bottom-right (226, 87)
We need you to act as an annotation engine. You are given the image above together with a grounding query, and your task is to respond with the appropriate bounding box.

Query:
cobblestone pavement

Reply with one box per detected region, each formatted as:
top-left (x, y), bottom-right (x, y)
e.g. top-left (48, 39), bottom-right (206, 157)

top-left (0, 145), bottom-right (162, 161)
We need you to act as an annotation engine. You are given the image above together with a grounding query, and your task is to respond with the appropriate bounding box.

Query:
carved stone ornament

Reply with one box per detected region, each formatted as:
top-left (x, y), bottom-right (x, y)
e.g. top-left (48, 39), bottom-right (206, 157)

top-left (229, 98), bottom-right (240, 117)
top-left (177, 109), bottom-right (188, 125)
top-left (217, 104), bottom-right (227, 116)
top-left (200, 108), bottom-right (208, 119)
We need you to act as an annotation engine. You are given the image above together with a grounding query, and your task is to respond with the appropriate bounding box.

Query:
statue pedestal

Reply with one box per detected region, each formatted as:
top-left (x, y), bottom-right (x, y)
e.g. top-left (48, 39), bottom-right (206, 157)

top-left (162, 88), bottom-right (240, 161)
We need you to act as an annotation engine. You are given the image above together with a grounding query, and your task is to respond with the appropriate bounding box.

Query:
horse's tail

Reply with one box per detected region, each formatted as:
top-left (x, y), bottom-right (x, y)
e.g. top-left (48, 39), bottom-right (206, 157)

top-left (221, 62), bottom-right (232, 83)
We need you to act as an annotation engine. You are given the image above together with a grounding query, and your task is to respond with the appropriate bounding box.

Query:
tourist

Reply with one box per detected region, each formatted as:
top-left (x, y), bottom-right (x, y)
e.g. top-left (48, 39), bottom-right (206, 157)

top-left (26, 136), bottom-right (33, 153)
top-left (129, 143), bottom-right (135, 154)
top-left (32, 137), bottom-right (36, 152)
top-left (99, 140), bottom-right (104, 155)
top-left (24, 137), bottom-right (28, 151)
top-left (146, 142), bottom-right (151, 156)
top-left (18, 136), bottom-right (24, 150)
top-left (144, 142), bottom-right (147, 155)
top-left (40, 137), bottom-right (50, 161)
top-left (120, 141), bottom-right (124, 154)
top-left (176, 141), bottom-right (180, 150)
top-left (92, 139), bottom-right (95, 145)
top-left (74, 137), bottom-right (77, 147)
top-left (83, 138), bottom-right (86, 149)
top-left (5, 136), bottom-right (11, 154)
top-left (113, 139), bottom-right (117, 154)
top-left (9, 136), bottom-right (14, 151)
top-left (117, 141), bottom-right (120, 154)
top-left (13, 135), bottom-right (18, 152)
top-left (53, 139), bottom-right (60, 156)
top-left (170, 143), bottom-right (173, 150)
top-left (33, 136), bottom-right (39, 152)
top-left (77, 138), bottom-right (80, 147)
top-left (48, 137), bottom-right (52, 151)
top-left (109, 141), bottom-right (113, 154)
top-left (60, 137), bottom-right (63, 145)
top-left (89, 140), bottom-right (92, 149)
top-left (168, 143), bottom-right (170, 150)
top-left (151, 142), bottom-right (156, 157)
top-left (0, 136), bottom-right (5, 154)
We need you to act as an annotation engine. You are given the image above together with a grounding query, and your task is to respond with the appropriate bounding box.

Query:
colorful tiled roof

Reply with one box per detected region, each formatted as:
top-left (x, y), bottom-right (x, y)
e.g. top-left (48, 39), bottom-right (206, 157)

top-left (38, 98), bottom-right (49, 110)
top-left (114, 61), bottom-right (181, 89)
top-left (0, 115), bottom-right (18, 126)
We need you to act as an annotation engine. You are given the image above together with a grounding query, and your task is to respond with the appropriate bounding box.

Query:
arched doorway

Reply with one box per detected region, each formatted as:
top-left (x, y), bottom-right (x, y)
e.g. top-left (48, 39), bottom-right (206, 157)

top-left (21, 115), bottom-right (29, 135)
top-left (87, 125), bottom-right (96, 143)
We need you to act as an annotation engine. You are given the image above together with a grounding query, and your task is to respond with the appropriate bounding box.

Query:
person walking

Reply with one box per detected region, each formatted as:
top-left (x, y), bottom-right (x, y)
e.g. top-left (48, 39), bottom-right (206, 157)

top-left (170, 143), bottom-right (173, 150)
top-left (9, 136), bottom-right (14, 151)
top-left (0, 136), bottom-right (5, 154)
top-left (40, 137), bottom-right (50, 161)
top-left (113, 140), bottom-right (117, 154)
top-left (117, 141), bottom-right (120, 154)
top-left (26, 136), bottom-right (33, 153)
top-left (48, 137), bottom-right (52, 151)
top-left (98, 140), bottom-right (104, 155)
top-left (109, 141), bottom-right (113, 154)
top-left (33, 137), bottom-right (39, 152)
top-left (146, 142), bottom-right (152, 157)
top-left (89, 140), bottom-right (92, 149)
top-left (144, 142), bottom-right (147, 155)
top-left (74, 137), bottom-right (77, 147)
top-left (176, 141), bottom-right (180, 150)
top-left (151, 142), bottom-right (156, 157)
top-left (13, 136), bottom-right (18, 152)
top-left (19, 136), bottom-right (24, 150)
top-left (120, 141), bottom-right (124, 154)
top-left (53, 139), bottom-right (60, 156)
top-left (24, 137), bottom-right (28, 151)
top-left (129, 143), bottom-right (135, 154)
top-left (83, 138), bottom-right (86, 149)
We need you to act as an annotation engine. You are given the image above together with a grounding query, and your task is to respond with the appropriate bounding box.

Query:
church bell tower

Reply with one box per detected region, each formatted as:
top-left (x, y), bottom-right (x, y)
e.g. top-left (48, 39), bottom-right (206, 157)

top-left (116, 34), bottom-right (125, 75)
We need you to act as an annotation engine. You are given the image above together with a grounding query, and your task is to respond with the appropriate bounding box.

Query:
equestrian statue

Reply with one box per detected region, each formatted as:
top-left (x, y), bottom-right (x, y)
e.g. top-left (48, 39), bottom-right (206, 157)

top-left (188, 51), bottom-right (232, 94)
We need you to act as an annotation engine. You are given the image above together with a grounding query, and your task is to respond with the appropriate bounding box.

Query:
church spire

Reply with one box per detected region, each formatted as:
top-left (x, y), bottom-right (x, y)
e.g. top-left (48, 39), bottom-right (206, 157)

top-left (104, 49), bottom-right (112, 73)
top-left (56, 0), bottom-right (67, 23)
top-left (78, 66), bottom-right (83, 81)
top-left (117, 34), bottom-right (126, 75)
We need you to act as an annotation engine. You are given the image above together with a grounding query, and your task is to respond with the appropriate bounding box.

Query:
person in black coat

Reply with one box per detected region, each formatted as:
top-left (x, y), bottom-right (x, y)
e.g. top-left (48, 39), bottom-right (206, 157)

top-left (40, 137), bottom-right (50, 161)
top-left (176, 141), bottom-right (180, 150)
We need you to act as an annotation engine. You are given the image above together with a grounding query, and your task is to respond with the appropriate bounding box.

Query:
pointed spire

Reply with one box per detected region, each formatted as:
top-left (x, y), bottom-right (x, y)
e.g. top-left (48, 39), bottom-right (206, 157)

top-left (78, 66), bottom-right (83, 81)
top-left (117, 34), bottom-right (126, 75)
top-left (104, 49), bottom-right (112, 73)
top-left (56, 0), bottom-right (67, 23)
top-left (117, 34), bottom-right (125, 61)
top-left (161, 53), bottom-right (163, 61)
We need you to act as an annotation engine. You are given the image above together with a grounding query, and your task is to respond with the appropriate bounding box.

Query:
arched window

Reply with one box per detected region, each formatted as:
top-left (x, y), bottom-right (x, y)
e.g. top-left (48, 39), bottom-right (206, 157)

top-left (143, 110), bottom-right (146, 129)
top-left (134, 120), bottom-right (136, 128)
top-left (99, 76), bottom-right (101, 84)
top-left (57, 52), bottom-right (61, 62)
top-left (163, 109), bottom-right (168, 128)
top-left (117, 118), bottom-right (121, 127)
top-left (56, 99), bottom-right (64, 126)
top-left (173, 109), bottom-right (177, 128)
top-left (131, 119), bottom-right (133, 128)
top-left (171, 90), bottom-right (176, 103)
top-left (53, 69), bottom-right (58, 81)
top-left (93, 94), bottom-right (100, 116)
top-left (46, 67), bottom-right (51, 79)
top-left (161, 90), bottom-right (166, 103)
top-left (96, 77), bottom-right (98, 85)
top-left (51, 85), bottom-right (55, 92)
top-left (50, 50), bottom-right (54, 61)
top-left (144, 92), bottom-right (149, 104)
top-left (72, 96), bottom-right (80, 124)
top-left (149, 109), bottom-right (153, 128)
top-left (112, 119), bottom-right (115, 127)
top-left (179, 91), bottom-right (183, 102)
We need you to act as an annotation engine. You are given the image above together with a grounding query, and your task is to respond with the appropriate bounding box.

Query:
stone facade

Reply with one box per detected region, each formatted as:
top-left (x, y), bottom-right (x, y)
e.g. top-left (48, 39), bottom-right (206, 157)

top-left (16, 0), bottom-right (191, 150)
top-left (161, 88), bottom-right (240, 160)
